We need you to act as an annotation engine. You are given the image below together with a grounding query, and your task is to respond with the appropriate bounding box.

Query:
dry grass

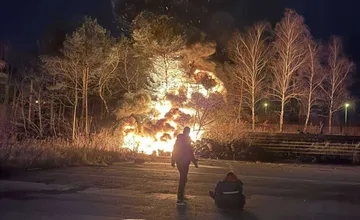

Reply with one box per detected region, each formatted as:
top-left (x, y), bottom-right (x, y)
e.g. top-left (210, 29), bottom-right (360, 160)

top-left (0, 127), bottom-right (148, 169)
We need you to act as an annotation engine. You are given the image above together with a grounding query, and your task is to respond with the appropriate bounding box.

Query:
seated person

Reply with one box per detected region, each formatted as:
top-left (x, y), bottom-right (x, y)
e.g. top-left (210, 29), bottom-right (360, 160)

top-left (209, 172), bottom-right (246, 210)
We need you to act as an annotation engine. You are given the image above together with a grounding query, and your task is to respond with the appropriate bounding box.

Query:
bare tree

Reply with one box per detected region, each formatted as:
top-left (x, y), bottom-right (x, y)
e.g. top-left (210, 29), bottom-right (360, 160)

top-left (302, 40), bottom-right (325, 132)
top-left (42, 17), bottom-right (111, 138)
top-left (205, 104), bottom-right (248, 146)
top-left (99, 36), bottom-right (151, 114)
top-left (116, 37), bottom-right (151, 93)
top-left (221, 62), bottom-right (245, 122)
top-left (0, 60), bottom-right (8, 121)
top-left (75, 18), bottom-right (110, 137)
top-left (228, 22), bottom-right (271, 131)
top-left (13, 72), bottom-right (47, 138)
top-left (188, 92), bottom-right (225, 138)
top-left (42, 50), bottom-right (81, 139)
top-left (271, 9), bottom-right (309, 132)
top-left (97, 40), bottom-right (121, 114)
top-left (321, 37), bottom-right (354, 134)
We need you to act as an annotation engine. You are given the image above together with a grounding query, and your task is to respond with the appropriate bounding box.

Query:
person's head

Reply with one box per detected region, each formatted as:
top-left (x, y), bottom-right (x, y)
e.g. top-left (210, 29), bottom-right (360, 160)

top-left (224, 172), bottom-right (239, 182)
top-left (183, 126), bottom-right (190, 136)
top-left (226, 172), bottom-right (236, 178)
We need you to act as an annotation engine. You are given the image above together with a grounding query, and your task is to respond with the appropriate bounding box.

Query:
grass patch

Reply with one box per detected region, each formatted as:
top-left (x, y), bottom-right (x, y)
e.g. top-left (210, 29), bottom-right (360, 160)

top-left (0, 130), bottom-right (153, 172)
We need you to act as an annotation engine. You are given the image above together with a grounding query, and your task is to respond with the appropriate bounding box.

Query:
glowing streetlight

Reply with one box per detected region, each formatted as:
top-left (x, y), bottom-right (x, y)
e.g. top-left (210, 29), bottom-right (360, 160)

top-left (264, 102), bottom-right (268, 115)
top-left (345, 103), bottom-right (350, 125)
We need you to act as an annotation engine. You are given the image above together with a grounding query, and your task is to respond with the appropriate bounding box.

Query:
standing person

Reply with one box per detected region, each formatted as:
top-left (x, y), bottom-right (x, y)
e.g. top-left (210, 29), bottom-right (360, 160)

top-left (171, 126), bottom-right (198, 205)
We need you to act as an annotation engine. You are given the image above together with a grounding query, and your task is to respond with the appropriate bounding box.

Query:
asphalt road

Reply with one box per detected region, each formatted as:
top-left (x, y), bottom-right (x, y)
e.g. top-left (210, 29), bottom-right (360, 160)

top-left (1, 159), bottom-right (360, 220)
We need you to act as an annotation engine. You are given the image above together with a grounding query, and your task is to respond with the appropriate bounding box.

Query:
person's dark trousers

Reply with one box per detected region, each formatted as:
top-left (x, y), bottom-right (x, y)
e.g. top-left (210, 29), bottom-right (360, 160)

top-left (177, 163), bottom-right (189, 201)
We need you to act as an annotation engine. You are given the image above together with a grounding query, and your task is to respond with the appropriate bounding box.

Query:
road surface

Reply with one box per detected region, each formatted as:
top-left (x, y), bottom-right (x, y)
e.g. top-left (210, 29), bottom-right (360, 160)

top-left (1, 159), bottom-right (360, 219)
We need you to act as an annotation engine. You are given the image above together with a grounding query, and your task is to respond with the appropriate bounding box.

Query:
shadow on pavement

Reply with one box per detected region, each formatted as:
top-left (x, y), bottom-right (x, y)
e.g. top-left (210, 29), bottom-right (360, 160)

top-left (176, 205), bottom-right (258, 220)
top-left (176, 205), bottom-right (189, 220)
top-left (217, 209), bottom-right (259, 220)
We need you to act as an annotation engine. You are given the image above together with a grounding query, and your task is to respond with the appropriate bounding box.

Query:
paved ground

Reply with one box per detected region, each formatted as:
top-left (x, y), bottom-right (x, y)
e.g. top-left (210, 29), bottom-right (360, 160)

top-left (1, 159), bottom-right (360, 220)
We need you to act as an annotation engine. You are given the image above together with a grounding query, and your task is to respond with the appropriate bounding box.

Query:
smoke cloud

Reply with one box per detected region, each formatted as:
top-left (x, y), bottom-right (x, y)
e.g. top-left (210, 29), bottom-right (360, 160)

top-left (115, 91), bottom-right (152, 119)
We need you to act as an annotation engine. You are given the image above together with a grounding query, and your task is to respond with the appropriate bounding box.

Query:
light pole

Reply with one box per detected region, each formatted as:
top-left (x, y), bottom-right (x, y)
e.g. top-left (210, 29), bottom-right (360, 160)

top-left (345, 103), bottom-right (350, 125)
top-left (264, 102), bottom-right (268, 115)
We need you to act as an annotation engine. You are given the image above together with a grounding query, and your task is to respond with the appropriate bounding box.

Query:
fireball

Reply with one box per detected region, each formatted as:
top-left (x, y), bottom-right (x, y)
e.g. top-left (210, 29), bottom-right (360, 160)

top-left (120, 57), bottom-right (225, 155)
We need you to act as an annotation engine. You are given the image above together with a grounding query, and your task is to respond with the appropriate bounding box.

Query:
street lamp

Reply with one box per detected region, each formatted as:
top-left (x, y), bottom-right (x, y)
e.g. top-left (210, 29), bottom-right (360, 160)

top-left (264, 102), bottom-right (268, 115)
top-left (345, 103), bottom-right (350, 125)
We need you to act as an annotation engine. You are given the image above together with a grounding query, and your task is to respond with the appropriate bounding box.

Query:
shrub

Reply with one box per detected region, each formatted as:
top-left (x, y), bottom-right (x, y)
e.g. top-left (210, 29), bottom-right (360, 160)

top-left (204, 105), bottom-right (250, 146)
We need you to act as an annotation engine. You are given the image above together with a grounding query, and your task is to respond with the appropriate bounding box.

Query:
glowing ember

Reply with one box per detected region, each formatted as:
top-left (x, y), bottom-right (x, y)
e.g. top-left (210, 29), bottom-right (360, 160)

top-left (120, 57), bottom-right (225, 155)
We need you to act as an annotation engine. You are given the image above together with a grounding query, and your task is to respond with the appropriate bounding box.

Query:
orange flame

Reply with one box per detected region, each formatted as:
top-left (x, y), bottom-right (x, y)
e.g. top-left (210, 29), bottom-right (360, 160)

top-left (120, 58), bottom-right (225, 155)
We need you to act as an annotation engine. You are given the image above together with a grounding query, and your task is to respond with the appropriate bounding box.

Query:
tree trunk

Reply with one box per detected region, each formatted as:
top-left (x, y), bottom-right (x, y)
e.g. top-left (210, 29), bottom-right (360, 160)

top-left (12, 85), bottom-right (19, 120)
top-left (251, 106), bottom-right (255, 131)
top-left (81, 70), bottom-right (85, 134)
top-left (3, 78), bottom-right (9, 117)
top-left (251, 87), bottom-right (255, 131)
top-left (72, 84), bottom-right (78, 140)
top-left (58, 103), bottom-right (64, 135)
top-left (58, 103), bottom-right (62, 123)
top-left (99, 86), bottom-right (109, 114)
top-left (237, 80), bottom-right (244, 122)
top-left (328, 98), bottom-right (334, 134)
top-left (37, 88), bottom-right (43, 138)
top-left (85, 67), bottom-right (89, 137)
top-left (304, 68), bottom-right (315, 132)
top-left (12, 85), bottom-right (17, 111)
top-left (328, 111), bottom-right (332, 134)
top-left (50, 95), bottom-right (56, 137)
top-left (81, 67), bottom-right (89, 138)
top-left (28, 80), bottom-right (33, 123)
top-left (61, 103), bottom-right (65, 122)
top-left (279, 97), bottom-right (285, 132)
top-left (20, 90), bottom-right (27, 135)
top-left (304, 94), bottom-right (312, 132)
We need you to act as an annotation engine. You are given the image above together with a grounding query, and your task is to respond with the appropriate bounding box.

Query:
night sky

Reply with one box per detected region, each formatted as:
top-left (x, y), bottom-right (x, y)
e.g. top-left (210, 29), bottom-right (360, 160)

top-left (1, 0), bottom-right (360, 94)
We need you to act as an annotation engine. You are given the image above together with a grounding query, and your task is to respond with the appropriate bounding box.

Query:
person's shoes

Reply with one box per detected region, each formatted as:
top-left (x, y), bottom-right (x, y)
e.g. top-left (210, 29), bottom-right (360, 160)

top-left (176, 200), bottom-right (187, 205)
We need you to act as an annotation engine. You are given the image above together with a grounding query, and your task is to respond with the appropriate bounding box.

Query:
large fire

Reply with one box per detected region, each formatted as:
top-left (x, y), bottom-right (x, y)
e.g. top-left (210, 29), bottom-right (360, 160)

top-left (120, 58), bottom-right (225, 155)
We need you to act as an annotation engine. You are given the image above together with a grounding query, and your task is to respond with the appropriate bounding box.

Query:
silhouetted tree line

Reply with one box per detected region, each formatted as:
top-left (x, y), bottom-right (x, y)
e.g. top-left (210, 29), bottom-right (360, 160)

top-left (0, 8), bottom-right (355, 142)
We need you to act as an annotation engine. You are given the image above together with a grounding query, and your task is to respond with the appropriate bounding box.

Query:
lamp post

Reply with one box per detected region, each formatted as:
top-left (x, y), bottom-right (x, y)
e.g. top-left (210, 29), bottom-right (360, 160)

top-left (345, 103), bottom-right (350, 125)
top-left (264, 102), bottom-right (268, 115)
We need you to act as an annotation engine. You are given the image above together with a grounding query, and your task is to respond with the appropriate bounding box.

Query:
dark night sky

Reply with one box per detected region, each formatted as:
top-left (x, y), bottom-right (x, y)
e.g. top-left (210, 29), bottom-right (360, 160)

top-left (1, 0), bottom-right (360, 94)
top-left (1, 0), bottom-right (359, 51)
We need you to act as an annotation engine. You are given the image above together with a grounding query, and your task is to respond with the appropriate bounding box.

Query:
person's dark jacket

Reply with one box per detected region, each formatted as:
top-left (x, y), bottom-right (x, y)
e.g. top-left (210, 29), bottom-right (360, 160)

top-left (214, 176), bottom-right (245, 209)
top-left (171, 134), bottom-right (197, 167)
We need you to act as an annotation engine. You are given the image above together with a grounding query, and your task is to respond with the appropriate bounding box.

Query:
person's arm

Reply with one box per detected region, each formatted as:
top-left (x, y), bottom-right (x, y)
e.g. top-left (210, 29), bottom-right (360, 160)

top-left (171, 155), bottom-right (176, 167)
top-left (235, 180), bottom-right (244, 193)
top-left (171, 144), bottom-right (177, 167)
top-left (192, 159), bottom-right (198, 167)
top-left (189, 147), bottom-right (198, 167)
top-left (214, 181), bottom-right (221, 194)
